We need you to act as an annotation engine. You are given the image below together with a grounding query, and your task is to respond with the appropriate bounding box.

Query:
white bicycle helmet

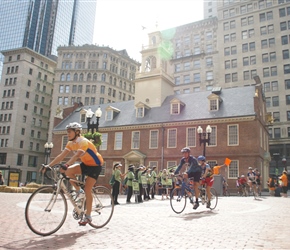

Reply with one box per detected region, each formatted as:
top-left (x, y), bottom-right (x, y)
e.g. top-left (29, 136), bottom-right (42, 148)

top-left (65, 122), bottom-right (82, 131)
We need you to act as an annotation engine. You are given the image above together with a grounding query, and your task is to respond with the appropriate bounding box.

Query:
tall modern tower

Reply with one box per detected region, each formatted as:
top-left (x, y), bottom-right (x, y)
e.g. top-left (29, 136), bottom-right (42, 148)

top-left (0, 0), bottom-right (97, 77)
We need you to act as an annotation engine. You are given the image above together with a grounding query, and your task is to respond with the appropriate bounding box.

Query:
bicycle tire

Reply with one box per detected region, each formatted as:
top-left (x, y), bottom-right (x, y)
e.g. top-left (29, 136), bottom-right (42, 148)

top-left (25, 186), bottom-right (67, 236)
top-left (89, 186), bottom-right (114, 229)
top-left (170, 187), bottom-right (187, 214)
top-left (207, 187), bottom-right (218, 210)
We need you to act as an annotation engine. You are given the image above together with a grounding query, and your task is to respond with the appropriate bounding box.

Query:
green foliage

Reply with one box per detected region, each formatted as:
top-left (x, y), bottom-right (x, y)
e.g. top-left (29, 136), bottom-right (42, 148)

top-left (83, 131), bottom-right (102, 147)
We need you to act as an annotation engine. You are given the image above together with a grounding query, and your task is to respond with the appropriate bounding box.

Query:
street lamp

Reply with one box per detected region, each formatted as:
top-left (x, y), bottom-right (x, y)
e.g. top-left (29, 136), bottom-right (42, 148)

top-left (273, 152), bottom-right (280, 181)
top-left (44, 142), bottom-right (54, 164)
top-left (197, 125), bottom-right (212, 157)
top-left (282, 156), bottom-right (287, 171)
top-left (43, 142), bottom-right (53, 185)
top-left (86, 107), bottom-right (102, 133)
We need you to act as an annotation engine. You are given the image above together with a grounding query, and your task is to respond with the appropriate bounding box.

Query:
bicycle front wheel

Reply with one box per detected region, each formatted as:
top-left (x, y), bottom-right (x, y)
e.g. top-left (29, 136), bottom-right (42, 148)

top-left (25, 186), bottom-right (67, 236)
top-left (207, 187), bottom-right (218, 210)
top-left (89, 186), bottom-right (114, 229)
top-left (170, 188), bottom-right (187, 214)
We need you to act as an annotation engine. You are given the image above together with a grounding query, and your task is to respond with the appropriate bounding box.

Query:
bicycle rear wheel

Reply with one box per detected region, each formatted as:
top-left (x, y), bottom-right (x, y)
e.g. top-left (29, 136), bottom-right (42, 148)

top-left (89, 186), bottom-right (114, 228)
top-left (25, 186), bottom-right (67, 236)
top-left (207, 188), bottom-right (218, 210)
top-left (170, 188), bottom-right (187, 214)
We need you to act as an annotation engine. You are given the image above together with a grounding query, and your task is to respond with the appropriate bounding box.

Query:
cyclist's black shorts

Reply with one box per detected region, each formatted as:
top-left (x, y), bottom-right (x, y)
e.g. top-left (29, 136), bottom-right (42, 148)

top-left (256, 179), bottom-right (261, 185)
top-left (188, 172), bottom-right (201, 182)
top-left (80, 163), bottom-right (102, 180)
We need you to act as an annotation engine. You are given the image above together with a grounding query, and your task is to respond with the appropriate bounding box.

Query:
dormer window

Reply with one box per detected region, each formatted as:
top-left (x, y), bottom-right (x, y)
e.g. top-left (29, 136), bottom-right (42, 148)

top-left (137, 107), bottom-right (144, 118)
top-left (105, 106), bottom-right (120, 121)
top-left (106, 110), bottom-right (113, 121)
top-left (171, 103), bottom-right (179, 114)
top-left (210, 99), bottom-right (218, 111)
top-left (207, 89), bottom-right (223, 111)
top-left (135, 102), bottom-right (150, 118)
top-left (170, 98), bottom-right (185, 115)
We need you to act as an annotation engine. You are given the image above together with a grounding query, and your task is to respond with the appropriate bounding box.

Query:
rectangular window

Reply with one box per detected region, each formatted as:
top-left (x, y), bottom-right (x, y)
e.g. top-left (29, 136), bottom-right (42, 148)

top-left (242, 43), bottom-right (248, 52)
top-left (228, 125), bottom-right (238, 145)
top-left (231, 46), bottom-right (237, 54)
top-left (229, 160), bottom-right (238, 179)
top-left (193, 73), bottom-right (200, 82)
top-left (131, 131), bottom-right (140, 149)
top-left (184, 75), bottom-right (190, 84)
top-left (285, 79), bottom-right (290, 89)
top-left (243, 57), bottom-right (249, 66)
top-left (17, 154), bottom-right (24, 166)
top-left (167, 129), bottom-right (177, 148)
top-left (272, 96), bottom-right (279, 107)
top-left (274, 128), bottom-right (281, 138)
top-left (150, 130), bottom-right (158, 149)
top-left (283, 50), bottom-right (289, 60)
top-left (209, 126), bottom-right (217, 146)
top-left (99, 133), bottom-right (107, 150)
top-left (114, 132), bottom-right (123, 150)
top-left (187, 127), bottom-right (196, 147)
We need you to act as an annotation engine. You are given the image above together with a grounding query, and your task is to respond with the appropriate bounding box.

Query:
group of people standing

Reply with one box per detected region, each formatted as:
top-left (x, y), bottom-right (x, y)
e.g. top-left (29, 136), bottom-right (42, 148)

top-left (111, 146), bottom-right (216, 209)
top-left (111, 164), bottom-right (159, 204)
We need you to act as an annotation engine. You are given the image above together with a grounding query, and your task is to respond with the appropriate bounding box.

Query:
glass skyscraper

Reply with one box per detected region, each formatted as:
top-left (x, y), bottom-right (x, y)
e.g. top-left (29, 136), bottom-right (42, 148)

top-left (0, 0), bottom-right (97, 77)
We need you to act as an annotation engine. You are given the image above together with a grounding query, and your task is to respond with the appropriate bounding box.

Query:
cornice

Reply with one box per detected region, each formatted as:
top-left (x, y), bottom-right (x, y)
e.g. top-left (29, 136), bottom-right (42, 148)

top-left (53, 116), bottom-right (255, 134)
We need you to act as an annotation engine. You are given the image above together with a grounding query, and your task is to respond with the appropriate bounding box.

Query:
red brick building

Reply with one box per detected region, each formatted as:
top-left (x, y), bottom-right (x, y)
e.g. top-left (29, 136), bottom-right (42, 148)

top-left (51, 84), bottom-right (270, 191)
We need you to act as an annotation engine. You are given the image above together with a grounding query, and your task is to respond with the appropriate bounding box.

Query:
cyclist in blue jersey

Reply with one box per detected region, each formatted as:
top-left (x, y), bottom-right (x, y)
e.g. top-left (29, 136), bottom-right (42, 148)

top-left (174, 147), bottom-right (201, 209)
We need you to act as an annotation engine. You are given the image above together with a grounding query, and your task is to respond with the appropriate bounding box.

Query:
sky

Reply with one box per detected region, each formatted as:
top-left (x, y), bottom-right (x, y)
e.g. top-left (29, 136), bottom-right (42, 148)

top-left (94, 0), bottom-right (204, 62)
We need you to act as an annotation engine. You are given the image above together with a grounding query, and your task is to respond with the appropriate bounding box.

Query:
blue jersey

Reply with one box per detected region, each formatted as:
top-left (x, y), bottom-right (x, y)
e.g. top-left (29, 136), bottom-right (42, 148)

top-left (174, 155), bottom-right (201, 175)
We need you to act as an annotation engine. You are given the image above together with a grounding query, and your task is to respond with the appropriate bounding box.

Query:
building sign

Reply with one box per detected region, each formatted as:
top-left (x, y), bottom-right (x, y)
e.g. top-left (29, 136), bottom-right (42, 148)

top-left (9, 172), bottom-right (20, 187)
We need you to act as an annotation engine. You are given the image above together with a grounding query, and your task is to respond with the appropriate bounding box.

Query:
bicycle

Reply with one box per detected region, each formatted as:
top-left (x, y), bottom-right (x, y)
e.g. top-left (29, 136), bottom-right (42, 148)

top-left (25, 164), bottom-right (114, 236)
top-left (170, 175), bottom-right (218, 214)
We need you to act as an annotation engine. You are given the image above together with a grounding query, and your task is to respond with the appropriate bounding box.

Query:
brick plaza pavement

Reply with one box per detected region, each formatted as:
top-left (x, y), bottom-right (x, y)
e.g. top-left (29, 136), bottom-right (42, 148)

top-left (0, 192), bottom-right (289, 250)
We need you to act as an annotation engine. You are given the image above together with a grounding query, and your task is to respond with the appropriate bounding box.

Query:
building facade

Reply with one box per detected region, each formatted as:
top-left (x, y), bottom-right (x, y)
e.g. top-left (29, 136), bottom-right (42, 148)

top-left (0, 0), bottom-right (97, 77)
top-left (204, 0), bottom-right (218, 18)
top-left (0, 47), bottom-right (56, 183)
top-left (215, 0), bottom-right (290, 174)
top-left (51, 83), bottom-right (269, 191)
top-left (48, 45), bottom-right (141, 142)
top-left (151, 0), bottom-right (290, 174)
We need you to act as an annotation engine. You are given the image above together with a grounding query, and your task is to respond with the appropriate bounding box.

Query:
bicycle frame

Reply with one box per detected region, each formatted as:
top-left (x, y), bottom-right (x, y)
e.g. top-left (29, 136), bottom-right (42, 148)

top-left (44, 167), bottom-right (86, 216)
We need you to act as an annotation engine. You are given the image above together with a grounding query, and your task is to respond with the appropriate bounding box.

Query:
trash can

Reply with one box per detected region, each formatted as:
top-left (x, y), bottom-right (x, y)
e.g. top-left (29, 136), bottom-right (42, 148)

top-left (212, 175), bottom-right (223, 196)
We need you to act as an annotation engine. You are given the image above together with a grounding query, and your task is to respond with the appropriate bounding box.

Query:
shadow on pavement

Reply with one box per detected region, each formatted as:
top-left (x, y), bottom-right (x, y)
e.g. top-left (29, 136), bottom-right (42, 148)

top-left (181, 210), bottom-right (217, 221)
top-left (3, 228), bottom-right (109, 250)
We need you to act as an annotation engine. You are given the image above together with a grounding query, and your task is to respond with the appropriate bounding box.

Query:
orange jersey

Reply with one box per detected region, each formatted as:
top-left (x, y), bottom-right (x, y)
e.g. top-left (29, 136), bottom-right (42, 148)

top-left (65, 136), bottom-right (104, 166)
top-left (213, 166), bottom-right (221, 175)
top-left (280, 174), bottom-right (288, 187)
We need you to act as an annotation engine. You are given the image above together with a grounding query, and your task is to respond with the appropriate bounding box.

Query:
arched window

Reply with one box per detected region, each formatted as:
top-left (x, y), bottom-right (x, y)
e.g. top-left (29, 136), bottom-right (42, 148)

top-left (87, 73), bottom-right (91, 81)
top-left (151, 56), bottom-right (157, 69)
top-left (114, 78), bottom-right (116, 86)
top-left (109, 76), bottom-right (112, 84)
top-left (101, 73), bottom-right (106, 82)
top-left (79, 73), bottom-right (84, 81)
top-left (93, 73), bottom-right (97, 81)
top-left (66, 73), bottom-right (70, 81)
top-left (119, 80), bottom-right (122, 88)
top-left (73, 73), bottom-right (78, 81)
top-left (152, 36), bottom-right (156, 45)
top-left (60, 73), bottom-right (65, 81)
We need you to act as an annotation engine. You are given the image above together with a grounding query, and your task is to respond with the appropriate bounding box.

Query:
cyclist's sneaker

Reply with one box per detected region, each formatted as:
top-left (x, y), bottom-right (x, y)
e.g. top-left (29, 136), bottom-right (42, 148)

top-left (189, 197), bottom-right (193, 204)
top-left (76, 189), bottom-right (85, 199)
top-left (79, 215), bottom-right (92, 226)
top-left (206, 201), bottom-right (211, 208)
top-left (193, 201), bottom-right (199, 210)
